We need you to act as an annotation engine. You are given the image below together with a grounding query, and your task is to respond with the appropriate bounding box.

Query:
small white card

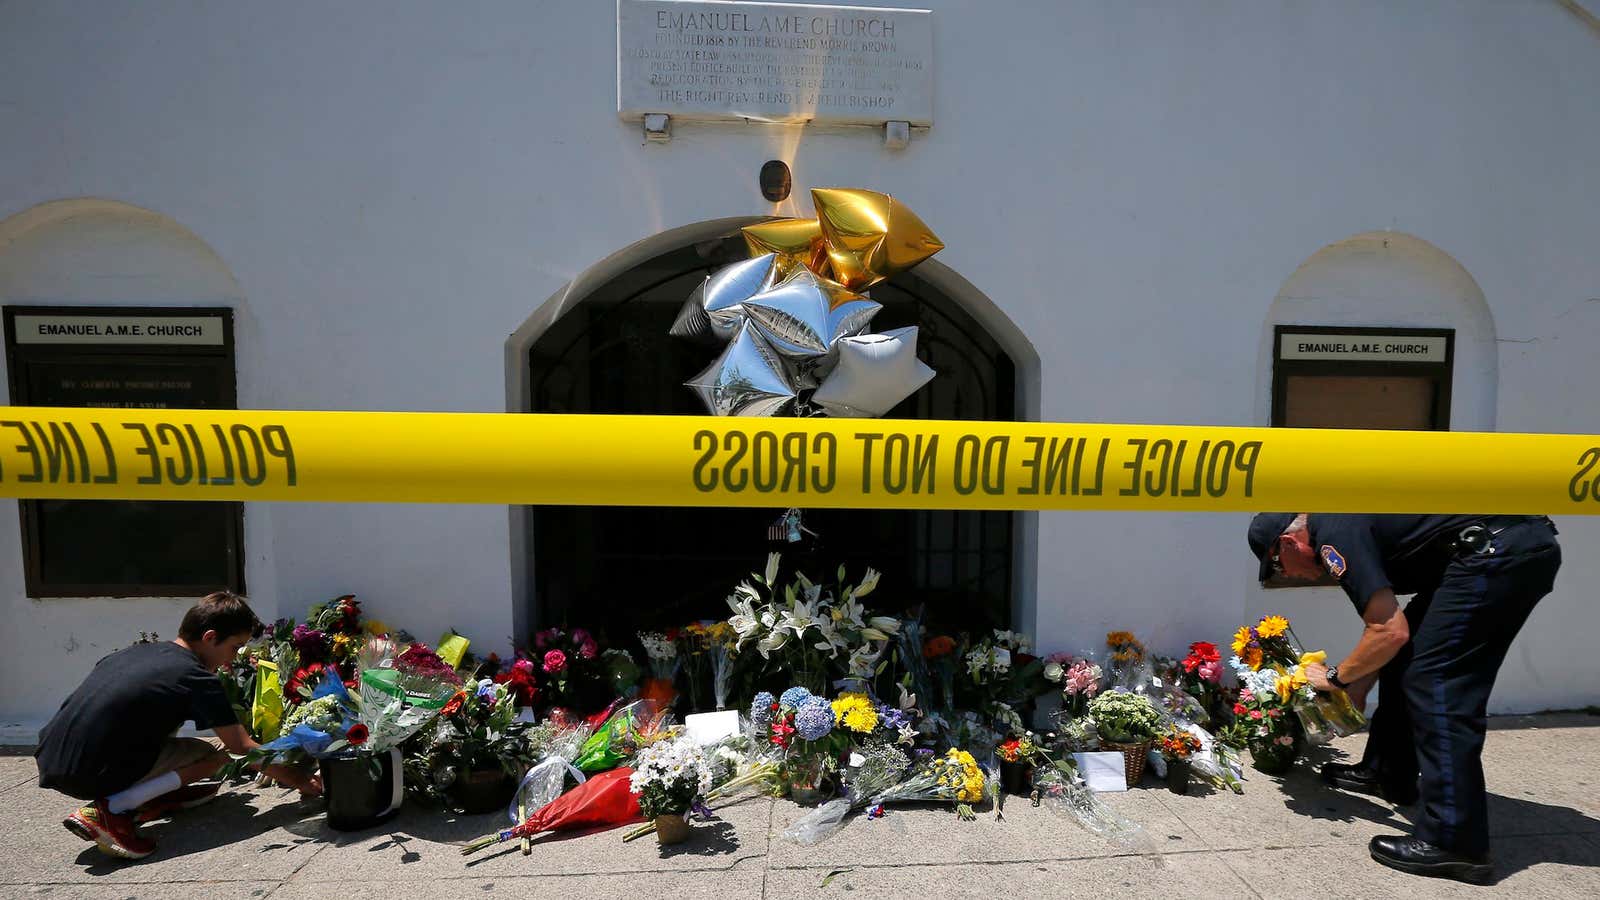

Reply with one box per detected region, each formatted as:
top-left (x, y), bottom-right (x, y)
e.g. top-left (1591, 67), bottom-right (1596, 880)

top-left (516, 706), bottom-right (536, 724)
top-left (1073, 752), bottom-right (1129, 792)
top-left (684, 710), bottom-right (741, 745)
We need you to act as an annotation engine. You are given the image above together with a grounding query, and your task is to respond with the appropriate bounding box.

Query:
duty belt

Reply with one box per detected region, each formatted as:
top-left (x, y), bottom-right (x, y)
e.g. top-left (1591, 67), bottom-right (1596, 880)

top-left (1450, 515), bottom-right (1555, 557)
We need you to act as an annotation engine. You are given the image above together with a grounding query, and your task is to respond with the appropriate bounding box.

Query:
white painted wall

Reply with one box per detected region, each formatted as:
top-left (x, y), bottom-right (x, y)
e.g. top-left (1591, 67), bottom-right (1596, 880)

top-left (2, 0), bottom-right (1598, 734)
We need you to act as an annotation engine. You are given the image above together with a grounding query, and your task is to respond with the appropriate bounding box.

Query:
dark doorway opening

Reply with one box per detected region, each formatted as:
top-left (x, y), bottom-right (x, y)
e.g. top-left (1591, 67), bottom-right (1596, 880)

top-left (525, 229), bottom-right (1017, 637)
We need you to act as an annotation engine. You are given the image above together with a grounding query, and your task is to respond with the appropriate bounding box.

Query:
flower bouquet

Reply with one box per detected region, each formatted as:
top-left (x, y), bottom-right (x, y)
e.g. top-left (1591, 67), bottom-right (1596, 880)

top-left (1045, 654), bottom-right (1103, 749)
top-left (996, 732), bottom-right (1048, 795)
top-left (528, 626), bottom-right (605, 715)
top-left (629, 737), bottom-right (716, 845)
top-left (1223, 651), bottom-right (1305, 774)
top-left (782, 742), bottom-right (911, 844)
top-left (1232, 614), bottom-right (1365, 746)
top-left (637, 630), bottom-right (681, 707)
top-left (402, 678), bottom-right (536, 813)
top-left (462, 766), bottom-right (643, 855)
top-left (1177, 641), bottom-right (1226, 723)
top-left (1156, 726), bottom-right (1202, 795)
top-left (1086, 690), bottom-right (1162, 785)
top-left (259, 637), bottom-right (459, 829)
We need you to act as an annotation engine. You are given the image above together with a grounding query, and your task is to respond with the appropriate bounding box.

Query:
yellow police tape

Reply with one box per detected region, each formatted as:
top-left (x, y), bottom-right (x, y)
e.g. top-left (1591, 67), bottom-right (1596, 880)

top-left (1, 406), bottom-right (1598, 513)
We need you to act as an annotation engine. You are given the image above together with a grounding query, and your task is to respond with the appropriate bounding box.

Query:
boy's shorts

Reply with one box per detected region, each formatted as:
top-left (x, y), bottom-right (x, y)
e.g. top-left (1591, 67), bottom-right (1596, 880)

top-left (140, 737), bottom-right (222, 781)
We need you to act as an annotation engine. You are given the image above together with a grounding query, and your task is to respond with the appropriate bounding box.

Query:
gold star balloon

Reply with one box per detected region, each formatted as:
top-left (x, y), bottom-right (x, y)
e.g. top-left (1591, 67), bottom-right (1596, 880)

top-left (811, 187), bottom-right (944, 291)
top-left (741, 218), bottom-right (830, 280)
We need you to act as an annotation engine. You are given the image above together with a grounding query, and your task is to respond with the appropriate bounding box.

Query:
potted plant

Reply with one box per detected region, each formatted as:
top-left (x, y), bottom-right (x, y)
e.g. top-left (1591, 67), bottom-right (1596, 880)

top-left (403, 678), bottom-right (537, 814)
top-left (1157, 726), bottom-right (1202, 795)
top-left (1086, 690), bottom-right (1162, 786)
top-left (629, 737), bottom-right (713, 846)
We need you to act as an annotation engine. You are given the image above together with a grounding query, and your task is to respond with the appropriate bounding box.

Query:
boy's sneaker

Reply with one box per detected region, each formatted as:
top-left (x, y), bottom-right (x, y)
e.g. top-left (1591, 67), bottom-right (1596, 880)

top-left (135, 781), bottom-right (222, 823)
top-left (62, 805), bottom-right (99, 842)
top-left (67, 800), bottom-right (156, 860)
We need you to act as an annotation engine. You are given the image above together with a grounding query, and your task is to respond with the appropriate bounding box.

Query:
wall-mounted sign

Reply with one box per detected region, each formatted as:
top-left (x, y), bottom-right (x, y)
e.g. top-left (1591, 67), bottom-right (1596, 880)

top-left (617, 0), bottom-right (933, 126)
top-left (13, 313), bottom-right (225, 346)
top-left (1277, 331), bottom-right (1448, 363)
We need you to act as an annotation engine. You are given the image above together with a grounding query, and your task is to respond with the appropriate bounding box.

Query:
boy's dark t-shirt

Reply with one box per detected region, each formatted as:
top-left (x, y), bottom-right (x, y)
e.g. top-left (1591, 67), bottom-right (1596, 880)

top-left (34, 642), bottom-right (237, 799)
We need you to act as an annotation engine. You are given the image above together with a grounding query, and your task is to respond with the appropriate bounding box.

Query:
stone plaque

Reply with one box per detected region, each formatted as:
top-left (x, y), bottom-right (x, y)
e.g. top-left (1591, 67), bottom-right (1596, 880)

top-left (618, 0), bottom-right (933, 126)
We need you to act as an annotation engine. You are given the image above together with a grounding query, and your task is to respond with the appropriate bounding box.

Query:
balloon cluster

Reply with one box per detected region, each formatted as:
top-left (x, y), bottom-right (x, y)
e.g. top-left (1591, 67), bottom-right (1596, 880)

top-left (672, 188), bottom-right (944, 418)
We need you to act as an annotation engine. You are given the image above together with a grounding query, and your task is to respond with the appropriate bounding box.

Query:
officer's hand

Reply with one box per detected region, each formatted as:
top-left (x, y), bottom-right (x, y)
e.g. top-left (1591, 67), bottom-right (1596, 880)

top-left (1304, 663), bottom-right (1334, 692)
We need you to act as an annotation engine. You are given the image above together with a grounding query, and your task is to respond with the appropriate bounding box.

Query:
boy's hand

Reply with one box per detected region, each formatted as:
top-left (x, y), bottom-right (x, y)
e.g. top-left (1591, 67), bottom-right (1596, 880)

top-left (295, 772), bottom-right (324, 799)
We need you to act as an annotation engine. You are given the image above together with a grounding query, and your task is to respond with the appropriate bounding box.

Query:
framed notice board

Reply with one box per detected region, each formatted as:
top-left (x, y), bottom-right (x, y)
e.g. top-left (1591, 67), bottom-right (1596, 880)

top-left (3, 306), bottom-right (244, 597)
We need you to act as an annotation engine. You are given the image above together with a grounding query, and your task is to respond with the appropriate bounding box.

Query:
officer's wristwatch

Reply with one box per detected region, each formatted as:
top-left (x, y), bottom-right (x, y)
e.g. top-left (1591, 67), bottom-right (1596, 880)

top-left (1325, 665), bottom-right (1349, 689)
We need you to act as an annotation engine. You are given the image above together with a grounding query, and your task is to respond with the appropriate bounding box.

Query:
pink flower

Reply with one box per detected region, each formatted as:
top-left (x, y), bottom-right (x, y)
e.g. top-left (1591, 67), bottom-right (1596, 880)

top-left (1239, 689), bottom-right (1254, 703)
top-left (513, 658), bottom-right (535, 677)
top-left (1197, 660), bottom-right (1221, 685)
top-left (1250, 710), bottom-right (1263, 720)
top-left (578, 637), bottom-right (598, 660)
top-left (572, 628), bottom-right (592, 645)
top-left (1064, 660), bottom-right (1101, 697)
top-left (543, 649), bottom-right (567, 674)
top-left (1276, 735), bottom-right (1294, 746)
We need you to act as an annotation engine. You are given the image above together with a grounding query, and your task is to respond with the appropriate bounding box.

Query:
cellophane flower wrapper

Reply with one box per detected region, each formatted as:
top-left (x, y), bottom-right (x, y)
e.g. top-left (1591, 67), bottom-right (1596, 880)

top-left (1031, 763), bottom-right (1143, 843)
top-left (573, 699), bottom-right (667, 773)
top-left (257, 670), bottom-right (356, 760)
top-left (464, 767), bottom-right (642, 854)
top-left (783, 743), bottom-right (910, 845)
top-left (708, 643), bottom-right (735, 710)
top-left (509, 722), bottom-right (594, 825)
top-left (1177, 723), bottom-right (1245, 794)
top-left (357, 639), bottom-right (459, 753)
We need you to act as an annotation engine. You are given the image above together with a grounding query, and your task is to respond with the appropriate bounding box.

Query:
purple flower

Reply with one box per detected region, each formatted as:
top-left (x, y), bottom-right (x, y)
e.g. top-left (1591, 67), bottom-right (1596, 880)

top-left (876, 705), bottom-right (910, 732)
top-left (476, 681), bottom-right (497, 700)
top-left (795, 698), bottom-right (834, 741)
top-left (291, 624), bottom-right (328, 662)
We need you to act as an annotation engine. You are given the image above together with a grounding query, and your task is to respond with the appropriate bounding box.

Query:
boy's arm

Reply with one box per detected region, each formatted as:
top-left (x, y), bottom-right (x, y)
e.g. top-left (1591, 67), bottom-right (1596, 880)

top-left (213, 724), bottom-right (324, 797)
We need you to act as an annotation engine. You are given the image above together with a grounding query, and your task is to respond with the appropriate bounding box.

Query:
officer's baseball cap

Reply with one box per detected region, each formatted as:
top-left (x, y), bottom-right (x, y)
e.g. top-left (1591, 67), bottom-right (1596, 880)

top-left (1247, 513), bottom-right (1297, 582)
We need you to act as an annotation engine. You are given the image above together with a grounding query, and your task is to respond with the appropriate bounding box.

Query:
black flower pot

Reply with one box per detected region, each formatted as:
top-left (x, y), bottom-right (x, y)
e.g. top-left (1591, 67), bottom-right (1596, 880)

top-left (453, 768), bottom-right (517, 815)
top-left (320, 748), bottom-right (403, 831)
top-left (999, 760), bottom-right (1034, 796)
top-left (1166, 758), bottom-right (1192, 795)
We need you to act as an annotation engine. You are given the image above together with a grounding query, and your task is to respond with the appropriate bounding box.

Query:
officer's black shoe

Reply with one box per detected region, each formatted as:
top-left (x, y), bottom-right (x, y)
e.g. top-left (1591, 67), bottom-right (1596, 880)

top-left (1321, 763), bottom-right (1419, 805)
top-left (1369, 835), bottom-right (1493, 885)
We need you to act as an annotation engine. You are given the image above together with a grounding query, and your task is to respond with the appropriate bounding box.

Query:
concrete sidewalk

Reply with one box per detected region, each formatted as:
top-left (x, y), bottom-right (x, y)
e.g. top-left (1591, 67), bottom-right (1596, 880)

top-left (4, 714), bottom-right (1598, 899)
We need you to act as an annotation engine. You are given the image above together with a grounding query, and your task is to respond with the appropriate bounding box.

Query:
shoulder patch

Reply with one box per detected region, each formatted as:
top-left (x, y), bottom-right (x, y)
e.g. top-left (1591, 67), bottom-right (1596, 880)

top-left (1319, 544), bottom-right (1347, 578)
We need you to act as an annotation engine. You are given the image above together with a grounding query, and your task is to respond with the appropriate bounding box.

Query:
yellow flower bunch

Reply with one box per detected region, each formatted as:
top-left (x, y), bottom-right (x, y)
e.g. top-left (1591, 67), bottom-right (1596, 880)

top-left (332, 632), bottom-right (355, 660)
top-left (704, 621), bottom-right (736, 648)
top-left (831, 691), bottom-right (879, 734)
top-left (364, 619), bottom-right (390, 637)
top-left (939, 749), bottom-right (985, 803)
top-left (1231, 626), bottom-right (1253, 658)
top-left (1106, 630), bottom-right (1146, 664)
top-left (1257, 615), bottom-right (1290, 639)
top-left (1274, 666), bottom-right (1308, 704)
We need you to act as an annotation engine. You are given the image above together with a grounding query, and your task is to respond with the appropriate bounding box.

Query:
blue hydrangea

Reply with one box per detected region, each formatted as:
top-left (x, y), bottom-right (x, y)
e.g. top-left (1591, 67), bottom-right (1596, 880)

top-left (795, 698), bottom-right (834, 741)
top-left (780, 686), bottom-right (814, 710)
top-left (750, 691), bottom-right (777, 727)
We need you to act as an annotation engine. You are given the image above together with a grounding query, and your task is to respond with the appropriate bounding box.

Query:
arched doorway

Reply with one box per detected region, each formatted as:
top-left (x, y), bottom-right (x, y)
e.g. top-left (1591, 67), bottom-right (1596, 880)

top-left (508, 221), bottom-right (1031, 642)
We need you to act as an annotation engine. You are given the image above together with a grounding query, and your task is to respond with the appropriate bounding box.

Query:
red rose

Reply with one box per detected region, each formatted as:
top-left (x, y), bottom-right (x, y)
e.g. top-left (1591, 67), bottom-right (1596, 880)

top-left (543, 649), bottom-right (567, 674)
top-left (1233, 703), bottom-right (1247, 716)
top-left (346, 723), bottom-right (369, 746)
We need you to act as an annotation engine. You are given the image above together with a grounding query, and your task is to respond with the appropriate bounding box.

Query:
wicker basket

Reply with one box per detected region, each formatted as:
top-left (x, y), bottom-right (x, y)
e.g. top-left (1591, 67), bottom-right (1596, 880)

top-left (1100, 739), bottom-right (1152, 786)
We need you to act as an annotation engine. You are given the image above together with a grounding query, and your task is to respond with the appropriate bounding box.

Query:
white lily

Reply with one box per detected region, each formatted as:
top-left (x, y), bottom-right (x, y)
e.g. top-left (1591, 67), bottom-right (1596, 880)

top-left (780, 594), bottom-right (822, 639)
top-left (867, 615), bottom-right (902, 636)
top-left (764, 552), bottom-right (781, 586)
top-left (725, 589), bottom-right (763, 647)
top-left (756, 629), bottom-right (789, 659)
top-left (812, 617), bottom-right (849, 658)
top-left (847, 643), bottom-right (884, 678)
top-left (854, 567), bottom-right (881, 598)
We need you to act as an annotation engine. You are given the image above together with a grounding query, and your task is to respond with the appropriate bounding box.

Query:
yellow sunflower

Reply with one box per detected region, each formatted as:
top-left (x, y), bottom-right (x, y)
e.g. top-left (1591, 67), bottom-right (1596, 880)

top-left (1232, 626), bottom-right (1253, 657)
top-left (1257, 615), bottom-right (1290, 639)
top-left (1243, 646), bottom-right (1264, 670)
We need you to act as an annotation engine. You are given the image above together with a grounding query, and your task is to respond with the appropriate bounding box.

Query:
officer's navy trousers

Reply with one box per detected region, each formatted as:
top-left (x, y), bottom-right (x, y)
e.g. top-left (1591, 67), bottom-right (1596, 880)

top-left (1360, 518), bottom-right (1561, 857)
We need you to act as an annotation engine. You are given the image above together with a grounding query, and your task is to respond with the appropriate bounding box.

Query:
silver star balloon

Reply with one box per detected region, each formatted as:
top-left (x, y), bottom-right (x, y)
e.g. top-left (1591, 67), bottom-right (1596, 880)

top-left (685, 323), bottom-right (798, 416)
top-left (669, 252), bottom-right (780, 344)
top-left (741, 268), bottom-right (881, 363)
top-left (812, 326), bottom-right (936, 418)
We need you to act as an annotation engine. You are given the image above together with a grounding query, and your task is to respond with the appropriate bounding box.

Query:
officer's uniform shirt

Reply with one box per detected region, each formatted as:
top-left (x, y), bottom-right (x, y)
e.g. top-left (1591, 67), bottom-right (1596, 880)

top-left (1305, 514), bottom-right (1484, 614)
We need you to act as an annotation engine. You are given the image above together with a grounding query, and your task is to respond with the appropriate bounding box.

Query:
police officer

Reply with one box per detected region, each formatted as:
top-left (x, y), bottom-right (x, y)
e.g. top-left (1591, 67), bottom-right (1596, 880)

top-left (1247, 512), bottom-right (1560, 884)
